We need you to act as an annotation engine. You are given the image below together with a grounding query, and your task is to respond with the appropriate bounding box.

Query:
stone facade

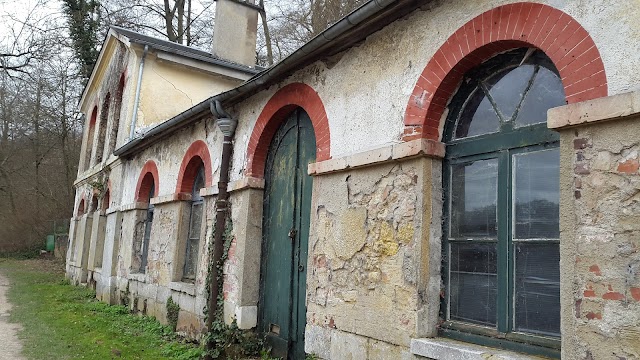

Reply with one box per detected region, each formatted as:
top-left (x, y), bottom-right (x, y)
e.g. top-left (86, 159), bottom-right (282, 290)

top-left (66, 1), bottom-right (640, 359)
top-left (550, 93), bottom-right (640, 360)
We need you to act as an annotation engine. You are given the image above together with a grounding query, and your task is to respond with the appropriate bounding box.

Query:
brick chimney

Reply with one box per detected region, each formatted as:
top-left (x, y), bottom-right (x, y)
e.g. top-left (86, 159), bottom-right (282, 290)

top-left (212, 0), bottom-right (259, 67)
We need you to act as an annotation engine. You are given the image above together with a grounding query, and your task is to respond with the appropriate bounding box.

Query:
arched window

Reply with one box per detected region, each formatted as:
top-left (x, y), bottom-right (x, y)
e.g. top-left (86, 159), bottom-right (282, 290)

top-left (102, 190), bottom-right (110, 212)
top-left (108, 74), bottom-right (125, 155)
top-left (183, 164), bottom-right (205, 281)
top-left (95, 93), bottom-right (110, 164)
top-left (140, 181), bottom-right (155, 273)
top-left (442, 48), bottom-right (563, 353)
top-left (91, 195), bottom-right (99, 213)
top-left (77, 199), bottom-right (86, 217)
top-left (135, 162), bottom-right (158, 274)
top-left (84, 107), bottom-right (97, 171)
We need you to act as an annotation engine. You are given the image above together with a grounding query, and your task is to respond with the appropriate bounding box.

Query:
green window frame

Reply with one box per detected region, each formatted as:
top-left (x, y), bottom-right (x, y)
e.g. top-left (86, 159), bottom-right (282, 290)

top-left (440, 48), bottom-right (564, 358)
top-left (183, 165), bottom-right (205, 281)
top-left (139, 182), bottom-right (155, 273)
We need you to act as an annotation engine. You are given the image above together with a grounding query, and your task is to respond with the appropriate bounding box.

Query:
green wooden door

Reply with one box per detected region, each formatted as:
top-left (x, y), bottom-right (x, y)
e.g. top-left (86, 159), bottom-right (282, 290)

top-left (260, 108), bottom-right (316, 359)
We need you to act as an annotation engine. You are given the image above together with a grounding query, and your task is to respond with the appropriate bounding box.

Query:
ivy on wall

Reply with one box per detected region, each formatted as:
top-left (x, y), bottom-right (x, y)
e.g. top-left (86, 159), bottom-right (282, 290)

top-left (201, 217), bottom-right (265, 359)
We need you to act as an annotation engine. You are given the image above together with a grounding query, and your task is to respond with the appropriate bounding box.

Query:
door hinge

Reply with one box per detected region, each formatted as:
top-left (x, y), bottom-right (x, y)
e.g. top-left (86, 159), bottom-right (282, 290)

top-left (288, 228), bottom-right (297, 240)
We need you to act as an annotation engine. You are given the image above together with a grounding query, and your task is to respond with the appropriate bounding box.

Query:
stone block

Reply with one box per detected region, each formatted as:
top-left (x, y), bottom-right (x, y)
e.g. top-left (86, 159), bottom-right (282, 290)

top-left (411, 338), bottom-right (544, 360)
top-left (332, 207), bottom-right (367, 261)
top-left (330, 330), bottom-right (368, 360)
top-left (194, 295), bottom-right (207, 316)
top-left (178, 292), bottom-right (196, 313)
top-left (548, 91), bottom-right (640, 129)
top-left (369, 339), bottom-right (405, 360)
top-left (345, 146), bottom-right (393, 169)
top-left (176, 310), bottom-right (203, 339)
top-left (305, 325), bottom-right (332, 359)
top-left (314, 157), bottom-right (348, 174)
top-left (235, 305), bottom-right (257, 329)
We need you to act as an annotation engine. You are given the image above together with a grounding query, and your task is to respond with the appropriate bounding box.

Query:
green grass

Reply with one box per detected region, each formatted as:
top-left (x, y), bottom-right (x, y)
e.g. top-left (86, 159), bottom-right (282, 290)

top-left (0, 258), bottom-right (204, 360)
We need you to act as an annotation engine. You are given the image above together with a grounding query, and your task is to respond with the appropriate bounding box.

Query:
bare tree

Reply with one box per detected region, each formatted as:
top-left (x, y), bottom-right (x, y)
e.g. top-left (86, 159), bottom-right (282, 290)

top-left (0, 0), bottom-right (63, 75)
top-left (256, 0), bottom-right (366, 67)
top-left (99, 0), bottom-right (215, 47)
top-left (0, 1), bottom-right (83, 252)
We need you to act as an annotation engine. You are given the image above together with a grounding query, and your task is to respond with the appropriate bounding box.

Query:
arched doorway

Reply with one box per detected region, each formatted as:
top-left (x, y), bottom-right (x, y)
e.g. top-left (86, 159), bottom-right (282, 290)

top-left (259, 108), bottom-right (316, 359)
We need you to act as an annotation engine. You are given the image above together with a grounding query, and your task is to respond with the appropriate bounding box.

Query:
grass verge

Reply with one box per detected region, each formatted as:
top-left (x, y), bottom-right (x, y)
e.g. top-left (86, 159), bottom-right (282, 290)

top-left (0, 258), bottom-right (203, 360)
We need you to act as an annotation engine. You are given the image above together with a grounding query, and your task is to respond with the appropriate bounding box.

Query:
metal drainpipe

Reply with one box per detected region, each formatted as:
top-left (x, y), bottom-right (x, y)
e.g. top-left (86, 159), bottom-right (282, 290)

top-left (205, 100), bottom-right (237, 359)
top-left (129, 45), bottom-right (149, 140)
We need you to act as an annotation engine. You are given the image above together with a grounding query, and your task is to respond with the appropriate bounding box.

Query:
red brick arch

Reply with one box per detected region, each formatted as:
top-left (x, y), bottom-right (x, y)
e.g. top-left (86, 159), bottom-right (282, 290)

top-left (176, 140), bottom-right (212, 193)
top-left (403, 2), bottom-right (607, 141)
top-left (246, 82), bottom-right (330, 178)
top-left (135, 160), bottom-right (159, 202)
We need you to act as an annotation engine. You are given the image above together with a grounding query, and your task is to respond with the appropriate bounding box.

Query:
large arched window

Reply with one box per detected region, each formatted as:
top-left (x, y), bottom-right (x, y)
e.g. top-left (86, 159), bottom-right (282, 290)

top-left (134, 161), bottom-right (158, 273)
top-left (84, 107), bottom-right (98, 171)
top-left (108, 74), bottom-right (125, 155)
top-left (91, 195), bottom-right (99, 213)
top-left (95, 93), bottom-right (110, 164)
top-left (77, 198), bottom-right (86, 217)
top-left (183, 164), bottom-right (205, 281)
top-left (140, 181), bottom-right (155, 273)
top-left (101, 190), bottom-right (110, 212)
top-left (442, 48), bottom-right (563, 356)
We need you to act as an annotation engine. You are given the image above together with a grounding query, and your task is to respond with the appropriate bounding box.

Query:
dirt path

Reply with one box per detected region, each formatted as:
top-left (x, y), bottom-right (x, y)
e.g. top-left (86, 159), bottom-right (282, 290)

top-left (0, 273), bottom-right (25, 360)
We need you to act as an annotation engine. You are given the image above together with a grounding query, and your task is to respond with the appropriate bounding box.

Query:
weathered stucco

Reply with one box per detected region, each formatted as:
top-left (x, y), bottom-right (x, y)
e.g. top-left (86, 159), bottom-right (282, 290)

top-left (304, 157), bottom-right (442, 358)
top-left (137, 54), bottom-right (242, 130)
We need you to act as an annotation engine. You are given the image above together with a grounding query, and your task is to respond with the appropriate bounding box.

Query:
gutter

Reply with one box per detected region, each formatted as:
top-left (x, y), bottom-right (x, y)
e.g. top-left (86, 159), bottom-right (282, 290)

top-left (114, 0), bottom-right (404, 158)
top-left (129, 45), bottom-right (149, 140)
top-left (204, 101), bottom-right (236, 359)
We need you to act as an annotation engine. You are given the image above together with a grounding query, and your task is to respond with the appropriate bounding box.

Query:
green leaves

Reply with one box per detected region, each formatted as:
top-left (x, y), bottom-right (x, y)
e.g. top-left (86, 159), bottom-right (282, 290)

top-left (201, 218), bottom-right (268, 359)
top-left (61, 0), bottom-right (102, 80)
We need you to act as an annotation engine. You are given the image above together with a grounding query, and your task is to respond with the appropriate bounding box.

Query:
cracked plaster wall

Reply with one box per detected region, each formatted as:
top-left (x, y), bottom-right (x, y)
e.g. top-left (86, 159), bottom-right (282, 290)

top-left (137, 55), bottom-right (240, 131)
top-left (305, 158), bottom-right (442, 358)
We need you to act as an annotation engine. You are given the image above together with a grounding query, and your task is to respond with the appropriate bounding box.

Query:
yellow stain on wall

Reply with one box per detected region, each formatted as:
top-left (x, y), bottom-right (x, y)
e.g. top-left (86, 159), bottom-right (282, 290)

top-left (374, 222), bottom-right (399, 256)
top-left (373, 222), bottom-right (414, 256)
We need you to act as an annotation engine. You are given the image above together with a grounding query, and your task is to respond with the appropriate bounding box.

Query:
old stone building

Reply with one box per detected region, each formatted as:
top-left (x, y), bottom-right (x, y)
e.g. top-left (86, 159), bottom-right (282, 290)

top-left (66, 0), bottom-right (640, 359)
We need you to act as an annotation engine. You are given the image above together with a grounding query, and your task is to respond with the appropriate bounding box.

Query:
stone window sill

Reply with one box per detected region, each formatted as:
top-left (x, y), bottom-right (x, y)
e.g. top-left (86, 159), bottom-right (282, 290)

top-left (168, 281), bottom-right (196, 296)
top-left (128, 273), bottom-right (146, 283)
top-left (411, 338), bottom-right (547, 360)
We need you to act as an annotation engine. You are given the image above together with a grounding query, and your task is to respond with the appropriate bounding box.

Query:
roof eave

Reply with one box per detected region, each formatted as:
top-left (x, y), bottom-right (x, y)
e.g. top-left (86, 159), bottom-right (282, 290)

top-left (115, 0), bottom-right (432, 158)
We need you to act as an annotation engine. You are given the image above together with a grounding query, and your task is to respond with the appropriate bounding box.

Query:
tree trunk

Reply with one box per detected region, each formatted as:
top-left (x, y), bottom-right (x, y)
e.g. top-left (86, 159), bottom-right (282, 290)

top-left (177, 0), bottom-right (184, 44)
top-left (186, 0), bottom-right (192, 45)
top-left (259, 0), bottom-right (273, 66)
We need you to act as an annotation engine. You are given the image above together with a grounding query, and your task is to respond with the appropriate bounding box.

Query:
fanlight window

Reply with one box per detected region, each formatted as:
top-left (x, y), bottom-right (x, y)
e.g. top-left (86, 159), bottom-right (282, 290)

top-left (442, 48), bottom-right (565, 356)
top-left (453, 49), bottom-right (566, 139)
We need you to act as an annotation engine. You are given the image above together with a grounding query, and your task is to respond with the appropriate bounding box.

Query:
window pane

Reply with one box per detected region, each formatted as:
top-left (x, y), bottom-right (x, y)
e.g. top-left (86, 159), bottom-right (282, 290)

top-left (450, 243), bottom-right (497, 327)
top-left (184, 239), bottom-right (198, 279)
top-left (192, 165), bottom-right (205, 200)
top-left (189, 203), bottom-right (203, 239)
top-left (513, 149), bottom-right (560, 239)
top-left (450, 158), bottom-right (498, 238)
top-left (514, 243), bottom-right (560, 336)
top-left (487, 65), bottom-right (535, 121)
top-left (455, 88), bottom-right (500, 139)
top-left (515, 67), bottom-right (566, 127)
top-left (140, 209), bottom-right (153, 272)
